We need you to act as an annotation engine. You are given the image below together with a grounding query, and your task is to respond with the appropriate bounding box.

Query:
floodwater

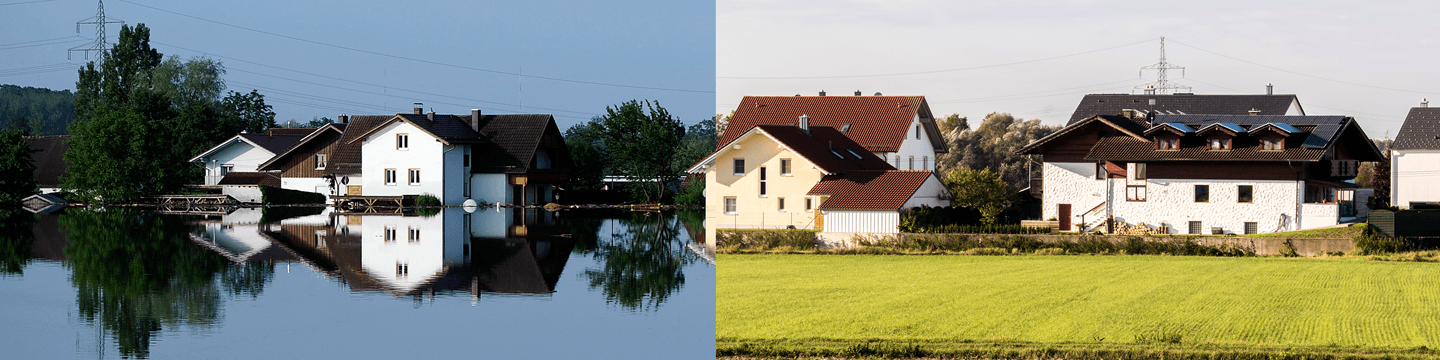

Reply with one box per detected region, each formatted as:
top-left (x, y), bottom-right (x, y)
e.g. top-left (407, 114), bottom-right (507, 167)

top-left (0, 207), bottom-right (715, 359)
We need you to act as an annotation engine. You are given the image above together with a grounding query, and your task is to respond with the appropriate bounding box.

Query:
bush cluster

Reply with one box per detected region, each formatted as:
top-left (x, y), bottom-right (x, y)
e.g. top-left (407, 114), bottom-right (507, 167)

top-left (717, 229), bottom-right (815, 251)
top-left (908, 224), bottom-right (1051, 234)
top-left (258, 185), bottom-right (325, 205)
top-left (899, 205), bottom-right (1028, 232)
top-left (855, 234), bottom-right (1253, 256)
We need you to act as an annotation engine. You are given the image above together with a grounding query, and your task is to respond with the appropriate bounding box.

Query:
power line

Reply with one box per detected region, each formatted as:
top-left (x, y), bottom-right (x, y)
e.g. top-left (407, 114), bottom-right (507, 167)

top-left (116, 0), bottom-right (712, 94)
top-left (1168, 39), bottom-right (1440, 96)
top-left (0, 0), bottom-right (57, 7)
top-left (0, 35), bottom-right (86, 48)
top-left (931, 79), bottom-right (1145, 104)
top-left (718, 38), bottom-right (1158, 79)
top-left (0, 63), bottom-right (78, 77)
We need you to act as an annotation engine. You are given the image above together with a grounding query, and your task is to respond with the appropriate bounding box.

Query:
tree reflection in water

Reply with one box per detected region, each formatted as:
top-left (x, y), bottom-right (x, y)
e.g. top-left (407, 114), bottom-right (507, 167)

top-left (62, 208), bottom-right (273, 359)
top-left (0, 209), bottom-right (36, 275)
top-left (584, 212), bottom-right (693, 310)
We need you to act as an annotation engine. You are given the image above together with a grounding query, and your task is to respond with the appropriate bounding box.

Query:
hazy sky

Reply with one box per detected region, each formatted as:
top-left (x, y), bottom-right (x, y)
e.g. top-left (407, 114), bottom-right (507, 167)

top-left (719, 0), bottom-right (1440, 137)
top-left (1, 0), bottom-right (716, 130)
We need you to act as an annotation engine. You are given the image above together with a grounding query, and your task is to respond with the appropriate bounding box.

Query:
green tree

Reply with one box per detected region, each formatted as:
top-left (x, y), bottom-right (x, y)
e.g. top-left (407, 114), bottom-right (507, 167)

top-left (936, 113), bottom-right (969, 136)
top-left (221, 89), bottom-right (276, 133)
top-left (943, 167), bottom-right (1012, 225)
top-left (564, 117), bottom-right (608, 191)
top-left (0, 129), bottom-right (37, 205)
top-left (0, 85), bottom-right (77, 135)
top-left (0, 209), bottom-right (35, 275)
top-left (937, 112), bottom-right (1058, 191)
top-left (585, 213), bottom-right (690, 310)
top-left (599, 100), bottom-right (685, 202)
top-left (148, 56), bottom-right (226, 107)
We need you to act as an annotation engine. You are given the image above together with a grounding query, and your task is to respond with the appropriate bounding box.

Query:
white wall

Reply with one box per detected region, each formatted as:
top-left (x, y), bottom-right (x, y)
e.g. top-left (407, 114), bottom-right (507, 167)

top-left (223, 186), bottom-right (264, 204)
top-left (823, 210), bottom-right (900, 233)
top-left (1042, 162), bottom-right (1106, 224)
top-left (1301, 203), bottom-right (1339, 229)
top-left (359, 209), bottom-right (465, 292)
top-left (900, 174), bottom-right (950, 209)
top-left (471, 173), bottom-right (511, 205)
top-left (281, 177), bottom-right (334, 200)
top-left (441, 144), bottom-right (468, 205)
top-left (1392, 150), bottom-right (1440, 208)
top-left (360, 121), bottom-right (447, 199)
top-left (1107, 179), bottom-right (1299, 234)
top-left (199, 140), bottom-right (274, 185)
top-left (877, 115), bottom-right (940, 171)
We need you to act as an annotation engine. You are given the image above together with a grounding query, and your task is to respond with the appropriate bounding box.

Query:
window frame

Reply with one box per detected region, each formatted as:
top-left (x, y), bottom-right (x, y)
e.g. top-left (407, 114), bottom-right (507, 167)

top-left (1125, 185), bottom-right (1147, 202)
top-left (1194, 184), bottom-right (1210, 202)
top-left (407, 226), bottom-right (420, 243)
top-left (723, 197), bottom-right (737, 214)
top-left (758, 166), bottom-right (767, 197)
top-left (1208, 137), bottom-right (1231, 150)
top-left (805, 197), bottom-right (812, 211)
top-left (732, 158), bottom-right (744, 176)
top-left (315, 154), bottom-right (327, 170)
top-left (908, 156), bottom-right (915, 170)
top-left (1157, 138), bottom-right (1178, 150)
top-left (384, 225), bottom-right (397, 243)
top-left (778, 197), bottom-right (786, 212)
top-left (384, 168), bottom-right (397, 185)
top-left (779, 159), bottom-right (792, 176)
top-left (1261, 137), bottom-right (1284, 150)
top-left (408, 168), bottom-right (421, 185)
top-left (396, 133), bottom-right (410, 150)
top-left (1244, 222), bottom-right (1258, 235)
top-left (1238, 185), bottom-right (1254, 203)
top-left (1133, 163), bottom-right (1147, 181)
top-left (1188, 221), bottom-right (1202, 235)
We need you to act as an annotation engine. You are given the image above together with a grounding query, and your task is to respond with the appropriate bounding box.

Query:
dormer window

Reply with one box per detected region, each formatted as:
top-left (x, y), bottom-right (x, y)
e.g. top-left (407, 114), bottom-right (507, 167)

top-left (1261, 138), bottom-right (1284, 150)
top-left (1208, 138), bottom-right (1231, 150)
top-left (1157, 138), bottom-right (1178, 150)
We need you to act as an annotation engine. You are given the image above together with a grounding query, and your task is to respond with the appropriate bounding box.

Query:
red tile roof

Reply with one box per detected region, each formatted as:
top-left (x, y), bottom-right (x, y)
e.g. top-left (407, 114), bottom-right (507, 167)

top-left (722, 95), bottom-right (938, 153)
top-left (808, 170), bottom-right (934, 210)
top-left (755, 125), bottom-right (895, 174)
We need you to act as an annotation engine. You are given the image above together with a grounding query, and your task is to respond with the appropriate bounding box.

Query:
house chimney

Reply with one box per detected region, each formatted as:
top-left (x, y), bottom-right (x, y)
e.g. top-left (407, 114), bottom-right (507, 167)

top-left (1266, 83), bottom-right (1274, 95)
top-left (874, 92), bottom-right (882, 96)
top-left (339, 114), bottom-right (348, 124)
top-left (427, 111), bottom-right (435, 121)
top-left (1248, 108), bottom-right (1261, 115)
top-left (854, 90), bottom-right (861, 96)
top-left (798, 114), bottom-right (810, 135)
top-left (819, 90), bottom-right (826, 96)
top-left (1423, 98), bottom-right (1430, 108)
top-left (413, 102), bottom-right (423, 115)
top-left (470, 109), bottom-right (481, 131)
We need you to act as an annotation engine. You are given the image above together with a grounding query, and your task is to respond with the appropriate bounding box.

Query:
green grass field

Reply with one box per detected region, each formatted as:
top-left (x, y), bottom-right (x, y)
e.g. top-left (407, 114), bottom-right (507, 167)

top-left (719, 254), bottom-right (1440, 352)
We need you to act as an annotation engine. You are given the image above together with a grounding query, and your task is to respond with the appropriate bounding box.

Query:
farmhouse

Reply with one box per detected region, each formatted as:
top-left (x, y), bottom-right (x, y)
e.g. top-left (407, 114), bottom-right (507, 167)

top-left (255, 122), bottom-right (347, 198)
top-left (690, 120), bottom-right (948, 240)
top-left (189, 128), bottom-right (312, 202)
top-left (1067, 91), bottom-right (1306, 125)
top-left (1019, 112), bottom-right (1383, 234)
top-left (722, 92), bottom-right (946, 171)
top-left (1389, 103), bottom-right (1440, 208)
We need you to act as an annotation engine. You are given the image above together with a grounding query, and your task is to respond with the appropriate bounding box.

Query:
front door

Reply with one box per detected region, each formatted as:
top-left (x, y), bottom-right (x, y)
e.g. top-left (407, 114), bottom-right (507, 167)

top-left (1058, 203), bottom-right (1072, 231)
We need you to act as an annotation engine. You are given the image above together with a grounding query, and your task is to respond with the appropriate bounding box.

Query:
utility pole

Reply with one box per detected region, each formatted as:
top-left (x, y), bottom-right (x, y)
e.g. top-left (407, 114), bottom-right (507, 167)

top-left (1133, 36), bottom-right (1191, 95)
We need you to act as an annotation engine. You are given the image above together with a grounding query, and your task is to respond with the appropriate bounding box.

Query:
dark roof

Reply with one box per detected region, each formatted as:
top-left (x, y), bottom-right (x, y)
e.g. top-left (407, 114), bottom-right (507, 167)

top-left (346, 114), bottom-right (484, 146)
top-left (1084, 136), bottom-right (1327, 161)
top-left (808, 170), bottom-right (934, 210)
top-left (1150, 114), bottom-right (1345, 149)
top-left (755, 125), bottom-right (895, 174)
top-left (326, 116), bottom-right (391, 175)
top-left (1068, 94), bottom-right (1302, 125)
top-left (723, 95), bottom-right (942, 153)
top-left (217, 172), bottom-right (281, 187)
top-left (1023, 113), bottom-right (1384, 162)
top-left (1393, 107), bottom-right (1440, 150)
top-left (257, 124), bottom-right (346, 171)
top-left (25, 135), bottom-right (69, 187)
top-left (238, 130), bottom-right (309, 154)
top-left (469, 114), bottom-right (555, 173)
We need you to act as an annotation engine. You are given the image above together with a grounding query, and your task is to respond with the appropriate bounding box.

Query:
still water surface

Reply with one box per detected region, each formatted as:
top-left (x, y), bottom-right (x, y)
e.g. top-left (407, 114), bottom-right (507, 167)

top-left (0, 207), bottom-right (715, 359)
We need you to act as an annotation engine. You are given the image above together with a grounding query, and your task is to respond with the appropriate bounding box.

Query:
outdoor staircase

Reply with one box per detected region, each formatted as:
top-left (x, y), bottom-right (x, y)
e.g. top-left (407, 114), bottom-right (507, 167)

top-left (1076, 201), bottom-right (1108, 233)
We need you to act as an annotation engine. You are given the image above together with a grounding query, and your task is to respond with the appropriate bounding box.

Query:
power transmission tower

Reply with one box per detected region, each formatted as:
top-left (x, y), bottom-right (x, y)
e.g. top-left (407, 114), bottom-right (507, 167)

top-left (68, 0), bottom-right (124, 61)
top-left (1133, 36), bottom-right (1191, 95)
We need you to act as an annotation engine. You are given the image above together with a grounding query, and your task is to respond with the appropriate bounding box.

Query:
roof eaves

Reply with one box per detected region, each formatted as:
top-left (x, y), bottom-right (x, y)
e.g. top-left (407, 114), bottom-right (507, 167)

top-left (257, 126), bottom-right (342, 170)
top-left (190, 135), bottom-right (269, 163)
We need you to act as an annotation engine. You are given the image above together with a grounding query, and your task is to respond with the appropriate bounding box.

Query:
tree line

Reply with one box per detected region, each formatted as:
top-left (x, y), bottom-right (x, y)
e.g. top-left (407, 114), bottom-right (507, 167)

top-left (564, 100), bottom-right (715, 204)
top-left (0, 84), bottom-right (76, 136)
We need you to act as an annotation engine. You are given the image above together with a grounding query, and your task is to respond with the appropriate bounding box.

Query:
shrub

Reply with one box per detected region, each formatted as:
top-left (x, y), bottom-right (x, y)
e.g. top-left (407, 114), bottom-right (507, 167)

top-left (717, 229), bottom-right (816, 251)
top-left (414, 194), bottom-right (441, 216)
top-left (258, 185), bottom-right (325, 205)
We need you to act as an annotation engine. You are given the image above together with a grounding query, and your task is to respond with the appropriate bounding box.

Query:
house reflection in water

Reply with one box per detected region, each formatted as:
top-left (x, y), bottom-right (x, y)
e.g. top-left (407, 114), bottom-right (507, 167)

top-left (235, 206), bottom-right (574, 297)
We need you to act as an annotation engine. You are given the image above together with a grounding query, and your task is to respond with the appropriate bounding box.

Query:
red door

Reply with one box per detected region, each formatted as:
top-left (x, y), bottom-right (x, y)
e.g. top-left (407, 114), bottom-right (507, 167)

top-left (1058, 204), bottom-right (1072, 231)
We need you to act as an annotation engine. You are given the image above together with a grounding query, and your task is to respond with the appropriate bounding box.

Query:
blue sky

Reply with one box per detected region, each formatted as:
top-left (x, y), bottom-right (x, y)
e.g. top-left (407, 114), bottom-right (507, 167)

top-left (1, 0), bottom-right (716, 130)
top-left (719, 0), bottom-right (1440, 137)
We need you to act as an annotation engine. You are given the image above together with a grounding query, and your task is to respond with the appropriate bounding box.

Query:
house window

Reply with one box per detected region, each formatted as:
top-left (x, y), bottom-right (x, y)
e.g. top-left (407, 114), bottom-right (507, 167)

top-left (894, 155), bottom-right (901, 168)
top-left (1095, 162), bottom-right (1107, 180)
top-left (922, 156), bottom-right (929, 170)
top-left (384, 225), bottom-right (397, 243)
top-left (408, 227), bottom-right (420, 243)
top-left (1195, 184), bottom-right (1209, 202)
top-left (1157, 138), bottom-right (1178, 150)
top-left (1208, 138), bottom-right (1231, 150)
top-left (909, 156), bottom-right (915, 170)
top-left (1262, 138), bottom-right (1283, 150)
top-left (396, 133), bottom-right (409, 150)
top-left (733, 158), bottom-right (744, 175)
top-left (759, 166), bottom-right (767, 197)
top-left (1244, 222), bottom-right (1258, 235)
top-left (915, 125), bottom-right (921, 139)
top-left (780, 159), bottom-right (792, 176)
top-left (220, 164), bottom-right (233, 177)
top-left (395, 262), bottom-right (408, 277)
top-left (1188, 221), bottom-right (1202, 235)
top-left (1238, 185), bottom-right (1254, 203)
top-left (408, 168), bottom-right (421, 185)
top-left (384, 168), bottom-right (397, 185)
top-left (1133, 163), bottom-right (1146, 181)
top-left (724, 197), bottom-right (737, 214)
top-left (805, 198), bottom-right (812, 211)
top-left (315, 154), bottom-right (327, 170)
top-left (778, 197), bottom-right (785, 211)
top-left (1126, 185), bottom-right (1147, 202)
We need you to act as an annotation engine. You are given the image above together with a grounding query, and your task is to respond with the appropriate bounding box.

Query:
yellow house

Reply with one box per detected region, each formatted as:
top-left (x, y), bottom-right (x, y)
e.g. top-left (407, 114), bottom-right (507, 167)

top-left (689, 120), bottom-right (948, 241)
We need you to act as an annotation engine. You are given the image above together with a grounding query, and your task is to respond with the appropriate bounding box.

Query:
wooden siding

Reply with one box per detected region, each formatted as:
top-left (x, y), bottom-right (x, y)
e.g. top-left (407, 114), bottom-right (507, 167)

top-left (1038, 128), bottom-right (1101, 162)
top-left (1146, 161), bottom-right (1303, 181)
top-left (278, 130), bottom-right (343, 178)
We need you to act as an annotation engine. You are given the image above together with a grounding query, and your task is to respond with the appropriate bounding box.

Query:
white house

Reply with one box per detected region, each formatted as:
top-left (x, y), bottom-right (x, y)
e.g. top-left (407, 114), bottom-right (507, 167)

top-left (189, 128), bottom-right (312, 185)
top-left (722, 92), bottom-right (946, 171)
top-left (256, 123), bottom-right (348, 198)
top-left (1390, 104), bottom-right (1440, 208)
top-left (1019, 112), bottom-right (1383, 234)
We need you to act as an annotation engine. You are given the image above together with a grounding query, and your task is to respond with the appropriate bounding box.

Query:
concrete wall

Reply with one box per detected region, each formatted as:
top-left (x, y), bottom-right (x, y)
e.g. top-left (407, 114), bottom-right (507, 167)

top-left (822, 210), bottom-right (900, 233)
top-left (1301, 203), bottom-right (1339, 229)
top-left (360, 121), bottom-right (447, 199)
top-left (1392, 150), bottom-right (1440, 208)
top-left (222, 185), bottom-right (263, 203)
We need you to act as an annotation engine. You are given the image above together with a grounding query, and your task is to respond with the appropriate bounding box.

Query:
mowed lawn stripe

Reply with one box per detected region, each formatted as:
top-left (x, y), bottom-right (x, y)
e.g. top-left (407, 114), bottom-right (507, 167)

top-left (718, 255), bottom-right (1440, 347)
